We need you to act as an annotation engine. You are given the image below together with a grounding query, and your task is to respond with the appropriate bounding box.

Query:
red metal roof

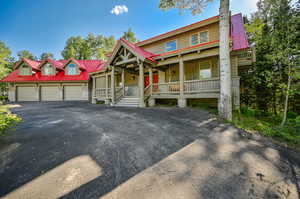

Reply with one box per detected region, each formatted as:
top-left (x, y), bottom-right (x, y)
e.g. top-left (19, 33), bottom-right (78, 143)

top-left (120, 38), bottom-right (157, 63)
top-left (2, 59), bottom-right (105, 82)
top-left (231, 13), bottom-right (250, 51)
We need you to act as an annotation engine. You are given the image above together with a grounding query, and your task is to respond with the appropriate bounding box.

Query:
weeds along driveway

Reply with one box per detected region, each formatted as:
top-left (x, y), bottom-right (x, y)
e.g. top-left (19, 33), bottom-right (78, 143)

top-left (0, 102), bottom-right (299, 199)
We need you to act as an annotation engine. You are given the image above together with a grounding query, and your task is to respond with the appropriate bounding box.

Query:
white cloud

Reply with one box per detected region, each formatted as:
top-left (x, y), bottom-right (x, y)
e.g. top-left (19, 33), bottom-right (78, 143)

top-left (111, 5), bottom-right (128, 15)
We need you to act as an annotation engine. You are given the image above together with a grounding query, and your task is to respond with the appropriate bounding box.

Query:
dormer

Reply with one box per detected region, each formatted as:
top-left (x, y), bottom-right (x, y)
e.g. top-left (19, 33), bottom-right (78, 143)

top-left (41, 63), bottom-right (56, 76)
top-left (65, 62), bottom-right (80, 75)
top-left (19, 63), bottom-right (32, 76)
top-left (63, 58), bottom-right (86, 75)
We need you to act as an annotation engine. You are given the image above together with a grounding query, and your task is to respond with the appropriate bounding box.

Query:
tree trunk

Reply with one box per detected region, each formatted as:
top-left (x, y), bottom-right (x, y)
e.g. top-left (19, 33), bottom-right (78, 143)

top-left (218, 0), bottom-right (232, 120)
top-left (281, 64), bottom-right (291, 126)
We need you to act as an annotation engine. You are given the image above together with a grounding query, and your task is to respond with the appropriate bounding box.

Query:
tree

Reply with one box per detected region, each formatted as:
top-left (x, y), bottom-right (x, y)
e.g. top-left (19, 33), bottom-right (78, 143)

top-left (17, 50), bottom-right (36, 60)
top-left (61, 34), bottom-right (116, 60)
top-left (0, 41), bottom-right (15, 95)
top-left (122, 28), bottom-right (139, 43)
top-left (244, 0), bottom-right (300, 123)
top-left (40, 53), bottom-right (54, 60)
top-left (158, 0), bottom-right (232, 120)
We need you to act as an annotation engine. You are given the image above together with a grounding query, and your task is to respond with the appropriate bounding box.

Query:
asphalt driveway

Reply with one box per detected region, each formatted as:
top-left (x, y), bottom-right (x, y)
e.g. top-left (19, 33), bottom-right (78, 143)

top-left (0, 102), bottom-right (299, 199)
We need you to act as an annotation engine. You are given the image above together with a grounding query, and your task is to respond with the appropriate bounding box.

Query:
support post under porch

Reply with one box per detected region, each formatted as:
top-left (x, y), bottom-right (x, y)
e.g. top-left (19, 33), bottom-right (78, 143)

top-left (178, 57), bottom-right (186, 108)
top-left (121, 68), bottom-right (125, 96)
top-left (105, 73), bottom-right (110, 105)
top-left (92, 76), bottom-right (96, 104)
top-left (139, 62), bottom-right (145, 107)
top-left (111, 66), bottom-right (115, 105)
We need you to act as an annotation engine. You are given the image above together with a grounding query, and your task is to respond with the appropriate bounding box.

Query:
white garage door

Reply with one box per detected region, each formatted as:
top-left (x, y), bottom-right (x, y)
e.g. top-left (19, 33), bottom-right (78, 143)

top-left (41, 86), bottom-right (62, 101)
top-left (17, 86), bottom-right (39, 101)
top-left (64, 86), bottom-right (84, 101)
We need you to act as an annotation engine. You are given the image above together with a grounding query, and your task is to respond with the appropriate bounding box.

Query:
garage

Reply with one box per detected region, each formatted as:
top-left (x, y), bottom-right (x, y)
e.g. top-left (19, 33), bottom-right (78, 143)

top-left (64, 86), bottom-right (86, 101)
top-left (17, 86), bottom-right (39, 101)
top-left (41, 86), bottom-right (62, 101)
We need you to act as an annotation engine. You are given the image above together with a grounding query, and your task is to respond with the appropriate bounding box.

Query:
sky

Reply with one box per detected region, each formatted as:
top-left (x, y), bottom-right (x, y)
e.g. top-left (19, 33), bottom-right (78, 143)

top-left (0, 0), bottom-right (258, 59)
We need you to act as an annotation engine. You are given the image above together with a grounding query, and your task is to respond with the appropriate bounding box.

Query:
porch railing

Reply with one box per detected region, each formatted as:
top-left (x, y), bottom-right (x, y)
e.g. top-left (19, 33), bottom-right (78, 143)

top-left (152, 81), bottom-right (180, 95)
top-left (144, 84), bottom-right (152, 100)
top-left (184, 78), bottom-right (220, 93)
top-left (95, 88), bottom-right (106, 97)
top-left (94, 88), bottom-right (111, 98)
top-left (115, 86), bottom-right (123, 102)
top-left (150, 77), bottom-right (240, 96)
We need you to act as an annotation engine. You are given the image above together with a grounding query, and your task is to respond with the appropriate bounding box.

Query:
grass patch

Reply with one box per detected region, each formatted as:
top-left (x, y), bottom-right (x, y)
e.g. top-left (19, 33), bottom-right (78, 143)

top-left (0, 105), bottom-right (22, 137)
top-left (187, 99), bottom-right (218, 114)
top-left (231, 107), bottom-right (300, 150)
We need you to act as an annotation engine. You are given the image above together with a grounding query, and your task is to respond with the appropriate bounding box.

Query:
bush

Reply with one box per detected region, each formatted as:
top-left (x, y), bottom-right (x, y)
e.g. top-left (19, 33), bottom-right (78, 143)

top-left (0, 113), bottom-right (21, 136)
top-left (232, 107), bottom-right (300, 149)
top-left (287, 112), bottom-right (298, 119)
top-left (0, 95), bottom-right (8, 103)
top-left (296, 116), bottom-right (300, 125)
top-left (0, 105), bottom-right (22, 136)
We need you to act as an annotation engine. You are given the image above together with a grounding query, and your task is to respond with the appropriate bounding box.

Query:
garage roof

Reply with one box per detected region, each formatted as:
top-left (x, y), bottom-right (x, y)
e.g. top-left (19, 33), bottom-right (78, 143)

top-left (1, 59), bottom-right (105, 82)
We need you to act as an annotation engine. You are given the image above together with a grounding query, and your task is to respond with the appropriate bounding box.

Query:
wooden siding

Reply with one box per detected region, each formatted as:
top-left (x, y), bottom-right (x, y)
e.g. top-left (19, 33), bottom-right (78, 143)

top-left (162, 56), bottom-right (238, 83)
top-left (142, 22), bottom-right (219, 55)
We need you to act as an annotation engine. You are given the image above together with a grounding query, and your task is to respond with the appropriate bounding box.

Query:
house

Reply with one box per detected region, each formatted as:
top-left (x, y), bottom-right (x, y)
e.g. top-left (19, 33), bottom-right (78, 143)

top-left (90, 13), bottom-right (253, 108)
top-left (2, 13), bottom-right (253, 107)
top-left (1, 58), bottom-right (104, 102)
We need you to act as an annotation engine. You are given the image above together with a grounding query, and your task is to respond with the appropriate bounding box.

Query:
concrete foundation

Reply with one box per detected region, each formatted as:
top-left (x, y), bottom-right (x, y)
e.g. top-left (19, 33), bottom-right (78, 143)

top-left (148, 98), bottom-right (156, 107)
top-left (178, 98), bottom-right (187, 108)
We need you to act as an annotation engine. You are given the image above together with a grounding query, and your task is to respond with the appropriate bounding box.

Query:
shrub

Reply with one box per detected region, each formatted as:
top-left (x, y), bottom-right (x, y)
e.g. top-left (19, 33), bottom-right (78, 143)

top-left (0, 113), bottom-right (22, 136)
top-left (287, 112), bottom-right (298, 119)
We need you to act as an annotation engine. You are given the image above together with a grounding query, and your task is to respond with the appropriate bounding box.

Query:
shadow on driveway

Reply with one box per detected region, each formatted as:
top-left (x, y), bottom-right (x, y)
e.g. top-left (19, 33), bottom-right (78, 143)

top-left (0, 102), bottom-right (299, 199)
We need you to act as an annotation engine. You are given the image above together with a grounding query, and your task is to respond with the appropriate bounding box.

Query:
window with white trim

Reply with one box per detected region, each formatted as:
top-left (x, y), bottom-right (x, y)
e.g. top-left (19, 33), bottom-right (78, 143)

top-left (43, 63), bottom-right (55, 75)
top-left (191, 34), bottom-right (199, 45)
top-left (199, 61), bottom-right (212, 79)
top-left (67, 63), bottom-right (78, 75)
top-left (199, 31), bottom-right (209, 43)
top-left (165, 40), bottom-right (177, 52)
top-left (19, 64), bottom-right (31, 76)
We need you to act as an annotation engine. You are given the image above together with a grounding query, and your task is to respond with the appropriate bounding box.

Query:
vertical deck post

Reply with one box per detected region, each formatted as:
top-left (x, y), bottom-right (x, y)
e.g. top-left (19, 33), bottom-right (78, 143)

top-left (92, 77), bottom-right (96, 104)
top-left (178, 57), bottom-right (186, 107)
top-left (105, 73), bottom-right (109, 104)
top-left (111, 66), bottom-right (115, 105)
top-left (121, 68), bottom-right (125, 96)
top-left (148, 67), bottom-right (155, 107)
top-left (149, 67), bottom-right (153, 94)
top-left (139, 62), bottom-right (145, 107)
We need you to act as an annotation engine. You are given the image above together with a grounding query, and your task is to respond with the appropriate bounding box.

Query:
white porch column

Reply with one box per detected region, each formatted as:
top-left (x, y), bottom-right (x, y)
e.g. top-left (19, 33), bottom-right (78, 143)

top-left (148, 67), bottom-right (155, 107)
top-left (178, 57), bottom-right (186, 108)
top-left (149, 67), bottom-right (153, 93)
top-left (92, 76), bottom-right (96, 104)
top-left (139, 62), bottom-right (145, 107)
top-left (105, 73), bottom-right (109, 104)
top-left (121, 68), bottom-right (125, 96)
top-left (111, 67), bottom-right (115, 105)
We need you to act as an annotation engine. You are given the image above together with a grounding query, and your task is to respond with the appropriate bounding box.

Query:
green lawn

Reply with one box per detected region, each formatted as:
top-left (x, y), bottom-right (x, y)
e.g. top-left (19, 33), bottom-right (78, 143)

top-left (0, 104), bottom-right (22, 136)
top-left (231, 108), bottom-right (300, 151)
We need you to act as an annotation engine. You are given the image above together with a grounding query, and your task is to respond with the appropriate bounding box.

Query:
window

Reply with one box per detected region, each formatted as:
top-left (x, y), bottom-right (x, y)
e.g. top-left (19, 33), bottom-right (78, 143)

top-left (43, 64), bottom-right (54, 75)
top-left (200, 31), bottom-right (209, 43)
top-left (191, 34), bottom-right (199, 45)
top-left (199, 61), bottom-right (212, 79)
top-left (19, 64), bottom-right (31, 76)
top-left (67, 63), bottom-right (78, 75)
top-left (165, 40), bottom-right (177, 52)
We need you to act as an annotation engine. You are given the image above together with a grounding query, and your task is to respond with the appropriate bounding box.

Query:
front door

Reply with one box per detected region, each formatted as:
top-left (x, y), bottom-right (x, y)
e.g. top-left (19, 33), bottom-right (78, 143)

top-left (144, 74), bottom-right (158, 88)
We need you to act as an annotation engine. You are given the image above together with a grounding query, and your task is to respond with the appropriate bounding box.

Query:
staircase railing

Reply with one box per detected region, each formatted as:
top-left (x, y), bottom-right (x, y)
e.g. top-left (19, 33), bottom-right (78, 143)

top-left (144, 84), bottom-right (152, 101)
top-left (115, 87), bottom-right (124, 102)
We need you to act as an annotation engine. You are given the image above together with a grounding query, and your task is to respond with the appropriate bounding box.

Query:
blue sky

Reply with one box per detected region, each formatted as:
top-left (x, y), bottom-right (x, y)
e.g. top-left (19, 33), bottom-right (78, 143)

top-left (0, 0), bottom-right (258, 59)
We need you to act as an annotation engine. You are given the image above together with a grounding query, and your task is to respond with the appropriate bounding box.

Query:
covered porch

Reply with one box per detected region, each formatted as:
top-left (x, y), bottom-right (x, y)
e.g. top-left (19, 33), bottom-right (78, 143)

top-left (91, 39), bottom-right (242, 108)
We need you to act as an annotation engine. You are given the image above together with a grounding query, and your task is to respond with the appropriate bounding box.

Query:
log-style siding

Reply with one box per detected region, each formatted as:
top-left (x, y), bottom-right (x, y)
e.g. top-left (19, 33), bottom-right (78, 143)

top-left (141, 22), bottom-right (219, 54)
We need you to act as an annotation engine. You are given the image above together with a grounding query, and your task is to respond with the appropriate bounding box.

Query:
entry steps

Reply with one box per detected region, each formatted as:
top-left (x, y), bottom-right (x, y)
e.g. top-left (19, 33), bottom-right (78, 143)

top-left (114, 97), bottom-right (139, 107)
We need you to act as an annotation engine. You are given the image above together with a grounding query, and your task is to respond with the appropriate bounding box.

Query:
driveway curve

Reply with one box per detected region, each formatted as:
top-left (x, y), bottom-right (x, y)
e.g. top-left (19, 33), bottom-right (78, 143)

top-left (0, 102), bottom-right (299, 199)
